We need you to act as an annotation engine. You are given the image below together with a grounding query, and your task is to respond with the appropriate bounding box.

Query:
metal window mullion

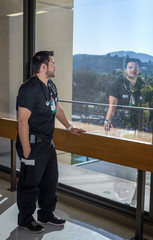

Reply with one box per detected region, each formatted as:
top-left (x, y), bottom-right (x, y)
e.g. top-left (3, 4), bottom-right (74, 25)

top-left (10, 140), bottom-right (16, 191)
top-left (134, 170), bottom-right (146, 239)
top-left (23, 0), bottom-right (36, 82)
top-left (149, 172), bottom-right (153, 221)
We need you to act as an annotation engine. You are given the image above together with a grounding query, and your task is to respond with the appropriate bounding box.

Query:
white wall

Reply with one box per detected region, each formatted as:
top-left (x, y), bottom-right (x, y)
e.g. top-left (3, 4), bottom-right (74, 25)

top-left (36, 3), bottom-right (73, 119)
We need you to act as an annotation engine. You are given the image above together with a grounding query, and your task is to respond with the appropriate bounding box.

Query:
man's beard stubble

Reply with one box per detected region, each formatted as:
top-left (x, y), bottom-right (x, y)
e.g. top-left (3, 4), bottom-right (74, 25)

top-left (46, 69), bottom-right (55, 78)
top-left (126, 74), bottom-right (137, 81)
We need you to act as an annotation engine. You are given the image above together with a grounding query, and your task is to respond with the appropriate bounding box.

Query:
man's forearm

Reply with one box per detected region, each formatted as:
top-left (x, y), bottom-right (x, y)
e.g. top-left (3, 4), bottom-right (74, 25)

top-left (104, 95), bottom-right (118, 131)
top-left (105, 96), bottom-right (118, 122)
top-left (56, 102), bottom-right (71, 129)
top-left (18, 120), bottom-right (31, 158)
top-left (56, 107), bottom-right (71, 129)
top-left (105, 106), bottom-right (116, 121)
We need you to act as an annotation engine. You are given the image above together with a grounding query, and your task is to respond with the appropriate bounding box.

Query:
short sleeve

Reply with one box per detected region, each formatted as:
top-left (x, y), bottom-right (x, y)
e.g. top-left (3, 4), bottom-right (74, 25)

top-left (16, 85), bottom-right (36, 112)
top-left (109, 81), bottom-right (119, 99)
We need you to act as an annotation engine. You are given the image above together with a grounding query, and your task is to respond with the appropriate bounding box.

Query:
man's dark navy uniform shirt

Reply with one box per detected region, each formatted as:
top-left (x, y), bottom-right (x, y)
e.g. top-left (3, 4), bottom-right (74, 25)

top-left (16, 75), bottom-right (58, 142)
top-left (109, 75), bottom-right (143, 106)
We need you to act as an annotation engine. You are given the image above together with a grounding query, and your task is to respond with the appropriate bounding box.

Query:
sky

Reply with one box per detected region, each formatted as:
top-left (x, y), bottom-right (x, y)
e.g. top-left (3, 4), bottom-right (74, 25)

top-left (73, 0), bottom-right (153, 56)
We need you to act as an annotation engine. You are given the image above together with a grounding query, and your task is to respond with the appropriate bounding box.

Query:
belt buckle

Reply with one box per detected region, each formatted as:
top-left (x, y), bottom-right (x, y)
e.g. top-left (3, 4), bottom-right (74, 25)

top-left (30, 135), bottom-right (36, 143)
top-left (30, 135), bottom-right (42, 143)
top-left (37, 137), bottom-right (42, 143)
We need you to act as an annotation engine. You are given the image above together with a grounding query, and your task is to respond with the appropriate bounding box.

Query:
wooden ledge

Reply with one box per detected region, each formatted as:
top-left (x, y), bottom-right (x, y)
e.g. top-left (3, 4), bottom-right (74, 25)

top-left (0, 118), bottom-right (153, 172)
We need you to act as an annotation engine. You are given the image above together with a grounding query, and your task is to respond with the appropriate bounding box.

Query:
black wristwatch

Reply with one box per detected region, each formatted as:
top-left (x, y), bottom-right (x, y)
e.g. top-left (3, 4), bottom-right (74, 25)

top-left (104, 119), bottom-right (111, 124)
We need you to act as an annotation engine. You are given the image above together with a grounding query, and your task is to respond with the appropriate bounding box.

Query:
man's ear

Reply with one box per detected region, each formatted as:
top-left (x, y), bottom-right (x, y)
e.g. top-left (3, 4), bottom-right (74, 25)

top-left (41, 63), bottom-right (47, 72)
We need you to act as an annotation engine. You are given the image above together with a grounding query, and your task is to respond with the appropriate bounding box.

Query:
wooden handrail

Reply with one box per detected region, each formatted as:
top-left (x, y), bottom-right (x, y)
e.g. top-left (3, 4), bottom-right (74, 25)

top-left (0, 118), bottom-right (17, 140)
top-left (53, 128), bottom-right (153, 173)
top-left (0, 118), bottom-right (153, 172)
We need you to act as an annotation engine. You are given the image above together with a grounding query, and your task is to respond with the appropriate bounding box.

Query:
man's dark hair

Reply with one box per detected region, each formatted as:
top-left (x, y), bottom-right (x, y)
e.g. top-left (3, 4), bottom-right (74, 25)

top-left (125, 58), bottom-right (141, 68)
top-left (32, 51), bottom-right (54, 73)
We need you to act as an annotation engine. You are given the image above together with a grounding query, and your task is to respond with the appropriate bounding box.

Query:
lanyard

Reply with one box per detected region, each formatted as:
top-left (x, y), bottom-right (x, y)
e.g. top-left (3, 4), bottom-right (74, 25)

top-left (37, 76), bottom-right (57, 113)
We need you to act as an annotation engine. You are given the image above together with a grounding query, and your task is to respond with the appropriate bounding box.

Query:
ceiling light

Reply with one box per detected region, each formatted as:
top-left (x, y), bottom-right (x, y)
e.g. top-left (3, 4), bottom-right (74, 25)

top-left (7, 12), bottom-right (23, 17)
top-left (7, 10), bottom-right (48, 17)
top-left (36, 10), bottom-right (48, 14)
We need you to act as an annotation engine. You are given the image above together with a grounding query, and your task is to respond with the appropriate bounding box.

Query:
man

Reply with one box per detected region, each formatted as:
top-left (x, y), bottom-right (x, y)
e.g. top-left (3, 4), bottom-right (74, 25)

top-left (104, 58), bottom-right (142, 131)
top-left (16, 51), bottom-right (85, 233)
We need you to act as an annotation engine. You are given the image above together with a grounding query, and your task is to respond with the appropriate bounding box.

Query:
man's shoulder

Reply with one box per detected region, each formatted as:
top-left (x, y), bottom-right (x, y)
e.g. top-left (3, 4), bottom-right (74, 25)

top-left (111, 72), bottom-right (125, 84)
top-left (21, 76), bottom-right (38, 89)
top-left (109, 74), bottom-right (126, 98)
top-left (111, 74), bottom-right (126, 89)
top-left (18, 76), bottom-right (40, 96)
top-left (16, 76), bottom-right (39, 110)
top-left (135, 75), bottom-right (145, 88)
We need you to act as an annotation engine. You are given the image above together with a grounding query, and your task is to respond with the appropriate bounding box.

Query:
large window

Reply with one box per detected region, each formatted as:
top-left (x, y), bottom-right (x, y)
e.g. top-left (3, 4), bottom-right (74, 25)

top-left (35, 0), bottom-right (153, 212)
top-left (72, 0), bottom-right (153, 210)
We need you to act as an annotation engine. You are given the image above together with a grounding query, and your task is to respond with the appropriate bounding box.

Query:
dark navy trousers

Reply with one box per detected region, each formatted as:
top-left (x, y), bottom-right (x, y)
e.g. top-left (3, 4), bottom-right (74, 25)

top-left (16, 140), bottom-right (58, 226)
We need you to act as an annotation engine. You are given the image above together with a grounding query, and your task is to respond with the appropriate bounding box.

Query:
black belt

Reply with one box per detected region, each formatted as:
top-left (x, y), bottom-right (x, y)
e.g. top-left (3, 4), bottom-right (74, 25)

top-left (29, 135), bottom-right (43, 143)
top-left (29, 135), bottom-right (53, 145)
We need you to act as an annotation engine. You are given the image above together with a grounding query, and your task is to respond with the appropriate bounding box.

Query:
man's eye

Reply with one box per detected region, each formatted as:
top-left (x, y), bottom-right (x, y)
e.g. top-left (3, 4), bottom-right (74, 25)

top-left (129, 66), bottom-right (138, 70)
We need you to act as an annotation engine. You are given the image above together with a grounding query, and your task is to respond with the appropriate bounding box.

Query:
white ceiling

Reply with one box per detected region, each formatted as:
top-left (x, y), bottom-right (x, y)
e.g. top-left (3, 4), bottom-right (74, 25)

top-left (0, 0), bottom-right (73, 19)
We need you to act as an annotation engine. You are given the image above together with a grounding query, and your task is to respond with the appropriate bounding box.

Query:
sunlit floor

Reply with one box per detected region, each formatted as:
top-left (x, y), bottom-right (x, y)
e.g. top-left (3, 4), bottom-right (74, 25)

top-left (0, 177), bottom-right (153, 240)
top-left (0, 203), bottom-right (106, 240)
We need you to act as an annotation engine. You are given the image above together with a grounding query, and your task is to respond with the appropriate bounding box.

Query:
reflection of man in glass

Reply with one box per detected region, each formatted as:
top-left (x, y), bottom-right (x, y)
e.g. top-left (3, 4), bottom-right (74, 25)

top-left (104, 58), bottom-right (141, 131)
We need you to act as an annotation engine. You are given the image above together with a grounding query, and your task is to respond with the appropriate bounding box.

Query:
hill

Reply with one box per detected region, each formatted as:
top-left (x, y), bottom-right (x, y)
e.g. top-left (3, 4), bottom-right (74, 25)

top-left (73, 52), bottom-right (153, 75)
top-left (110, 51), bottom-right (153, 63)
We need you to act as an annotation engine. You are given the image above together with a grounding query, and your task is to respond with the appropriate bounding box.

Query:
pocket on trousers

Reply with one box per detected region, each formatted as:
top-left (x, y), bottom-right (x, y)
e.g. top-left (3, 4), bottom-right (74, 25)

top-left (21, 158), bottom-right (35, 166)
top-left (22, 142), bottom-right (38, 160)
top-left (20, 160), bottom-right (37, 188)
top-left (20, 145), bottom-right (37, 187)
top-left (19, 143), bottom-right (42, 187)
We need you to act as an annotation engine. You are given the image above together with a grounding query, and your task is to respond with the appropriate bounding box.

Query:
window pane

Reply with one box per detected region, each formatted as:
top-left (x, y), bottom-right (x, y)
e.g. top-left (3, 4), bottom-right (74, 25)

top-left (71, 0), bottom-right (153, 212)
top-left (36, 0), bottom-right (152, 213)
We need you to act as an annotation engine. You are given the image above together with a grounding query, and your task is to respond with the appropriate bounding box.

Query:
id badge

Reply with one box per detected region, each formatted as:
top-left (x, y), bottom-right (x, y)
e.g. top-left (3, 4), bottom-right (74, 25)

top-left (129, 95), bottom-right (135, 106)
top-left (50, 99), bottom-right (57, 113)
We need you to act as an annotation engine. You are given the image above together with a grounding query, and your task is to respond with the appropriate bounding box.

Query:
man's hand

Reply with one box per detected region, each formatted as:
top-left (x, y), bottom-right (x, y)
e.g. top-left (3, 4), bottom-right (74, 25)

top-left (104, 96), bottom-right (118, 131)
top-left (23, 147), bottom-right (31, 159)
top-left (104, 121), bottom-right (113, 131)
top-left (69, 128), bottom-right (86, 135)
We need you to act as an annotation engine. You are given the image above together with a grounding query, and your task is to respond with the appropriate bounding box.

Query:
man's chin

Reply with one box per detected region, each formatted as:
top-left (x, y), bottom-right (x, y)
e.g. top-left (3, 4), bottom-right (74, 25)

top-left (52, 72), bottom-right (55, 77)
top-left (47, 74), bottom-right (55, 78)
top-left (129, 75), bottom-right (137, 81)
